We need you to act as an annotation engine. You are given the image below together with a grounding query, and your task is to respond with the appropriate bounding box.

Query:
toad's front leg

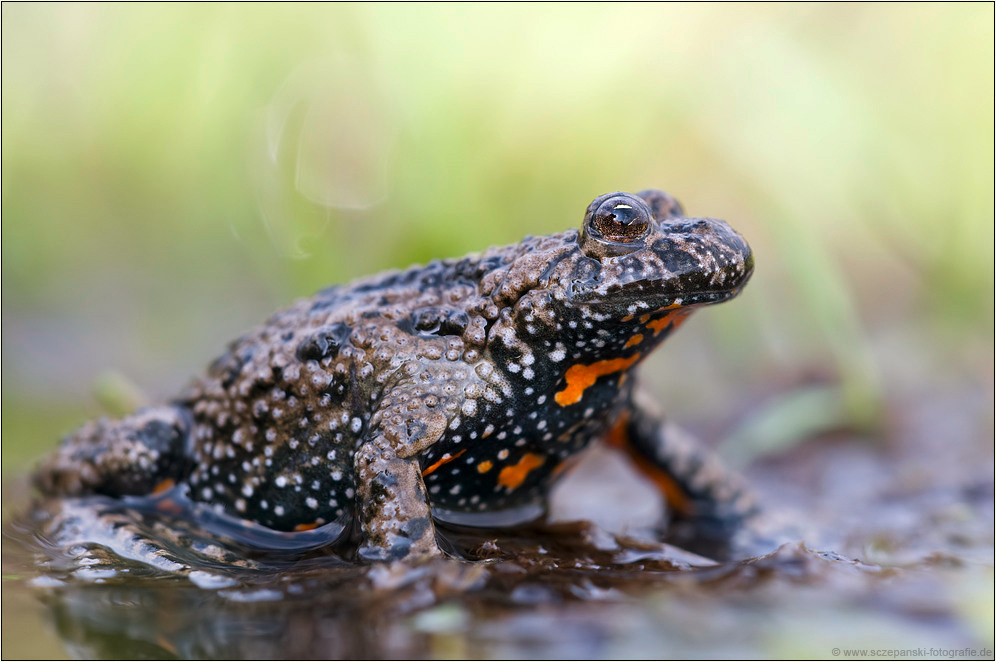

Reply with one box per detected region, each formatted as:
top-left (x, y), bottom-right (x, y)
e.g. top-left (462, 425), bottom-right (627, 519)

top-left (608, 387), bottom-right (761, 559)
top-left (354, 398), bottom-right (450, 562)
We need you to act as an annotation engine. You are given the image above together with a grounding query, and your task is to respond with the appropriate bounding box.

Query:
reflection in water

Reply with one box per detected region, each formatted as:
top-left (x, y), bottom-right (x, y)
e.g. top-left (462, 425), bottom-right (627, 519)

top-left (43, 576), bottom-right (419, 659)
top-left (7, 492), bottom-right (991, 660)
top-left (10, 496), bottom-right (707, 659)
top-left (4, 498), bottom-right (837, 660)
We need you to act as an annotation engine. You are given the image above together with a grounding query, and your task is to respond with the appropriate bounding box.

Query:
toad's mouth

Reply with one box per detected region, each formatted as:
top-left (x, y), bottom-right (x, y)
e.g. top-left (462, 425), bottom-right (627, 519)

top-left (659, 278), bottom-right (753, 308)
top-left (569, 263), bottom-right (753, 313)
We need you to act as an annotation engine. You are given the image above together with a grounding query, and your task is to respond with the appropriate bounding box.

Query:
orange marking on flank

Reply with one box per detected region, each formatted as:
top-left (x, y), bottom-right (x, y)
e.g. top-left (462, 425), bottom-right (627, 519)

top-left (497, 453), bottom-right (545, 490)
top-left (293, 521), bottom-right (322, 532)
top-left (151, 478), bottom-right (176, 495)
top-left (421, 448), bottom-right (468, 476)
top-left (554, 353), bottom-right (641, 406)
top-left (624, 333), bottom-right (644, 349)
top-left (477, 460), bottom-right (493, 473)
top-left (639, 314), bottom-right (651, 323)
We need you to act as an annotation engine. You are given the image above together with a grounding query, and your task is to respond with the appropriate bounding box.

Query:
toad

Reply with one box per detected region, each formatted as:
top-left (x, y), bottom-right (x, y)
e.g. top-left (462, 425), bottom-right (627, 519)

top-left (36, 189), bottom-right (757, 562)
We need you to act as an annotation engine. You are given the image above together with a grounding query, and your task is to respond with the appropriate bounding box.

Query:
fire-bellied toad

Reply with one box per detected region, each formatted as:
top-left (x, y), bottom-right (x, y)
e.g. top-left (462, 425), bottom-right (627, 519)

top-left (36, 189), bottom-right (757, 562)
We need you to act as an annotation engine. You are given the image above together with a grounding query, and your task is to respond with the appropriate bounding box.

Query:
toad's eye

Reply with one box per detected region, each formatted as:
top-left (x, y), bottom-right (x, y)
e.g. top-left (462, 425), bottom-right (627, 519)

top-left (582, 193), bottom-right (652, 252)
top-left (592, 199), bottom-right (649, 241)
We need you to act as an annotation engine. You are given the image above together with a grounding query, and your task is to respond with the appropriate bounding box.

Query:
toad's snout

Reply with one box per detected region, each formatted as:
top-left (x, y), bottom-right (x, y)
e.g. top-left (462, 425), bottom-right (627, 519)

top-left (650, 217), bottom-right (753, 305)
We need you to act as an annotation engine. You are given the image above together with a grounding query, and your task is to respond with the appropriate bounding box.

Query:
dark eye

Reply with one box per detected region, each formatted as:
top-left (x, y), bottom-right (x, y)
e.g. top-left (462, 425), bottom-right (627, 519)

top-left (585, 193), bottom-right (652, 244)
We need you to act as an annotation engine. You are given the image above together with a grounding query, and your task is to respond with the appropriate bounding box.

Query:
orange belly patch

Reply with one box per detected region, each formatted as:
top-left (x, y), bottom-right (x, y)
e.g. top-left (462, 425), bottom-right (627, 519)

top-left (497, 452), bottom-right (545, 490)
top-left (554, 353), bottom-right (641, 406)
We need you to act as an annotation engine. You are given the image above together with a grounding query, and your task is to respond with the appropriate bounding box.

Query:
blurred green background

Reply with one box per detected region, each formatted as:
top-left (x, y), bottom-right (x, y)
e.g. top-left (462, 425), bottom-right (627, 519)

top-left (2, 3), bottom-right (993, 474)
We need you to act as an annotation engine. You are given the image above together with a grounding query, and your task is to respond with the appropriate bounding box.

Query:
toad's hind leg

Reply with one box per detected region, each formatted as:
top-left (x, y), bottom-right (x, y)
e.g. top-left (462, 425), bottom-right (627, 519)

top-left (609, 389), bottom-right (761, 559)
top-left (34, 406), bottom-right (193, 498)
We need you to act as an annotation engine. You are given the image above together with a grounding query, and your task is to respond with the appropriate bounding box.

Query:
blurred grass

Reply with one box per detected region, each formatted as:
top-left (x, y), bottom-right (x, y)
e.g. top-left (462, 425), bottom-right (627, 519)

top-left (2, 3), bottom-right (993, 471)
